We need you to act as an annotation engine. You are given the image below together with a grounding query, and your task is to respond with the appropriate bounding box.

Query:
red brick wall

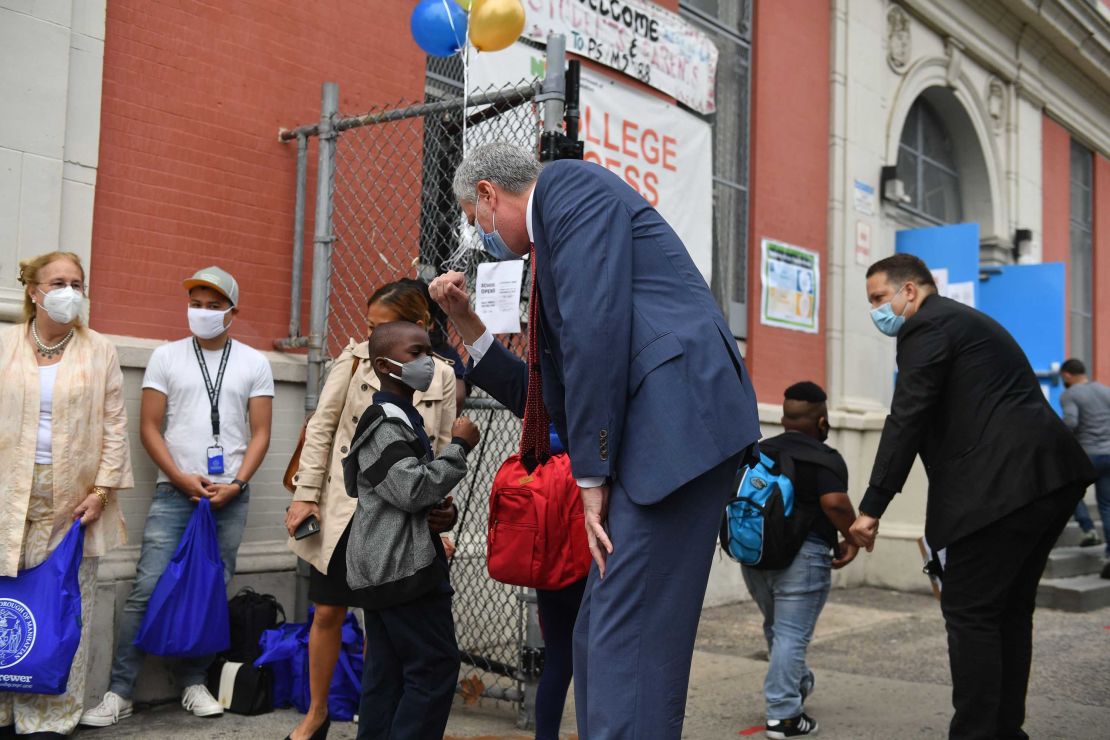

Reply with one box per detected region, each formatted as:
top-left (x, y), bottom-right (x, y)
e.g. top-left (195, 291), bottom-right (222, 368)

top-left (746, 0), bottom-right (830, 402)
top-left (1094, 154), bottom-right (1110, 379)
top-left (1041, 116), bottom-right (1071, 343)
top-left (89, 0), bottom-right (427, 348)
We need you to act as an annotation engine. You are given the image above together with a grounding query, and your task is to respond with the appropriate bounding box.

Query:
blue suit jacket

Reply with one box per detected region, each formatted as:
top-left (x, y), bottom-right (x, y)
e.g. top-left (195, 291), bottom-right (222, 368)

top-left (469, 160), bottom-right (760, 505)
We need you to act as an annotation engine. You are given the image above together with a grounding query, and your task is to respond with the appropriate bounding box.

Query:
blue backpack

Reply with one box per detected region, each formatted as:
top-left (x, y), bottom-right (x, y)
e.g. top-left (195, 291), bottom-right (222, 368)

top-left (720, 451), bottom-right (804, 569)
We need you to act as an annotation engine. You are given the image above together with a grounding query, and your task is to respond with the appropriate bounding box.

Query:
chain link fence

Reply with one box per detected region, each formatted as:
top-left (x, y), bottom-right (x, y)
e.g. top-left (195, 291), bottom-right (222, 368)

top-left (283, 67), bottom-right (546, 724)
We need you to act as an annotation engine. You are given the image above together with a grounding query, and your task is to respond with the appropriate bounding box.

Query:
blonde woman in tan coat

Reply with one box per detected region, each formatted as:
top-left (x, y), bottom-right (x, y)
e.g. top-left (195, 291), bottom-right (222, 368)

top-left (283, 281), bottom-right (458, 740)
top-left (0, 251), bottom-right (133, 736)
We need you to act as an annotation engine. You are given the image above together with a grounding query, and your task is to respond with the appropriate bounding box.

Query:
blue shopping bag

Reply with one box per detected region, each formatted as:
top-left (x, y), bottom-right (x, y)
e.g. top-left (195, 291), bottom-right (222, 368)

top-left (134, 497), bottom-right (230, 657)
top-left (254, 608), bottom-right (363, 721)
top-left (0, 521), bottom-right (84, 694)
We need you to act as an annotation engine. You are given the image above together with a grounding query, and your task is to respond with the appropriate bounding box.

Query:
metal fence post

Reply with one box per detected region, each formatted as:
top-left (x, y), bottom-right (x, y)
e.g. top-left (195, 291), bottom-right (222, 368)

top-left (513, 33), bottom-right (574, 731)
top-left (306, 82), bottom-right (339, 412)
top-left (289, 132), bottom-right (309, 340)
top-left (293, 82), bottom-right (338, 623)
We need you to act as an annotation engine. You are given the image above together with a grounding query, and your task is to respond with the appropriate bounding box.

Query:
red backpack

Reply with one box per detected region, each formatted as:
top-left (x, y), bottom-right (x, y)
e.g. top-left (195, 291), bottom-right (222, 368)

top-left (486, 452), bottom-right (591, 590)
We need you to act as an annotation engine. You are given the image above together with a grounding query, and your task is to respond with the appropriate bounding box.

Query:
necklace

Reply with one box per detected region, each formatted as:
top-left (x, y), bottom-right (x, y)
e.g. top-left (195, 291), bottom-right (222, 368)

top-left (31, 320), bottom-right (74, 359)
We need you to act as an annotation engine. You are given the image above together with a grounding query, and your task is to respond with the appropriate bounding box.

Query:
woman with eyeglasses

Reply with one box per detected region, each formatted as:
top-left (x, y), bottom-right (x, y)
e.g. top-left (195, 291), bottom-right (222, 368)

top-left (0, 251), bottom-right (134, 737)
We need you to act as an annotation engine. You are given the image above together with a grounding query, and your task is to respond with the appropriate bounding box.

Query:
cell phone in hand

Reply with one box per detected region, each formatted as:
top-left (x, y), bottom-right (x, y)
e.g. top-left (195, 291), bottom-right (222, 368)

top-left (294, 514), bottom-right (321, 540)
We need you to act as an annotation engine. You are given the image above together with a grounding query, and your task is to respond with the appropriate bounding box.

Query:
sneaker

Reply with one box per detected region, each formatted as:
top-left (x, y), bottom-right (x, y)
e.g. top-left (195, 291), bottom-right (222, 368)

top-left (79, 691), bottom-right (133, 727)
top-left (181, 684), bottom-right (223, 717)
top-left (766, 713), bottom-right (819, 738)
top-left (1079, 530), bottom-right (1099, 547)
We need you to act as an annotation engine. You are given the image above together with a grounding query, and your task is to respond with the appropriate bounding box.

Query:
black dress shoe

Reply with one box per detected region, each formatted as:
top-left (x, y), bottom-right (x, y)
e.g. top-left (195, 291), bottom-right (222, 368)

top-left (0, 725), bottom-right (14, 737)
top-left (284, 718), bottom-right (330, 740)
top-left (24, 733), bottom-right (66, 739)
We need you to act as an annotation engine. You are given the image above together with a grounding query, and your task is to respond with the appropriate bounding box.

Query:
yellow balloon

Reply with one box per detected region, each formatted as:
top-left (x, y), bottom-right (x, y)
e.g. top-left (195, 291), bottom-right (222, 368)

top-left (469, 0), bottom-right (525, 53)
top-left (454, 0), bottom-right (473, 10)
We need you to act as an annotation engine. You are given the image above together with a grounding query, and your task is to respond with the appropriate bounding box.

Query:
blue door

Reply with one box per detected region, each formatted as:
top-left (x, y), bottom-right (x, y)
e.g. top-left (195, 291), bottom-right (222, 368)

top-left (894, 223), bottom-right (1067, 413)
top-left (895, 223), bottom-right (980, 308)
top-left (979, 264), bottom-right (1067, 412)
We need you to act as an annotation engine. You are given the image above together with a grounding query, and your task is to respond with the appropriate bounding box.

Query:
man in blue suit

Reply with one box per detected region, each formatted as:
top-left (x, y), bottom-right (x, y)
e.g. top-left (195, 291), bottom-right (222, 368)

top-left (430, 142), bottom-right (760, 738)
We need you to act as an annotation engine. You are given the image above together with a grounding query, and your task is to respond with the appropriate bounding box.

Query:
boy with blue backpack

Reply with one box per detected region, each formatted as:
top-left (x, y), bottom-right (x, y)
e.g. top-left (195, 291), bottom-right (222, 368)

top-left (721, 381), bottom-right (860, 738)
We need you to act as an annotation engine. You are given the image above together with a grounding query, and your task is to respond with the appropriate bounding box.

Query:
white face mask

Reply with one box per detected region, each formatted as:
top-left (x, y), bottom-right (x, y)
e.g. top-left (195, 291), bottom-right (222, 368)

top-left (188, 307), bottom-right (233, 339)
top-left (38, 286), bottom-right (84, 325)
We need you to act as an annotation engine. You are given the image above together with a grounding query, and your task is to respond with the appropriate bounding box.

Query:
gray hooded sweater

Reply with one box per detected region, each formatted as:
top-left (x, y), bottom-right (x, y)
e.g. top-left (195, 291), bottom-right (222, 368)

top-left (343, 402), bottom-right (469, 603)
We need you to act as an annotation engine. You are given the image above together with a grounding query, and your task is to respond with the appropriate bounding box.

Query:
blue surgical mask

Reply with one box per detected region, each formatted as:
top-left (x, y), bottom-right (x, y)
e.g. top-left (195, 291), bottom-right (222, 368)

top-left (870, 287), bottom-right (907, 337)
top-left (475, 195), bottom-right (522, 261)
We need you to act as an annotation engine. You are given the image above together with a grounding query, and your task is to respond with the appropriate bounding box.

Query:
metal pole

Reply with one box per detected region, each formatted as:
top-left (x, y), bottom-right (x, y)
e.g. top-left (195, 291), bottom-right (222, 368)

top-left (516, 35), bottom-right (572, 730)
top-left (289, 132), bottom-right (308, 340)
top-left (540, 33), bottom-right (566, 134)
top-left (517, 589), bottom-right (543, 730)
top-left (293, 82), bottom-right (338, 624)
top-left (306, 82), bottom-right (338, 414)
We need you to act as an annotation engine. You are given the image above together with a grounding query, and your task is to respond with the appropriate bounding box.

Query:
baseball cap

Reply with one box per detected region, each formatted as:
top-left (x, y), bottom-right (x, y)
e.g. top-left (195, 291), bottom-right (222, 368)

top-left (183, 266), bottom-right (239, 306)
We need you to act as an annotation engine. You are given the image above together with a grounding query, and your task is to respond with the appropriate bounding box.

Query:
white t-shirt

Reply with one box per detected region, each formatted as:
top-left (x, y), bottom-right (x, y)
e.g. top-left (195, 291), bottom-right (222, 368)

top-left (35, 363), bottom-right (60, 465)
top-left (143, 337), bottom-right (275, 484)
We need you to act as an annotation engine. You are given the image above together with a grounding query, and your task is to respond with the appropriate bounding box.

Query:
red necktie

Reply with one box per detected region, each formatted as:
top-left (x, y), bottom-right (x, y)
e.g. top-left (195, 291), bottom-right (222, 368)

top-left (519, 245), bottom-right (551, 464)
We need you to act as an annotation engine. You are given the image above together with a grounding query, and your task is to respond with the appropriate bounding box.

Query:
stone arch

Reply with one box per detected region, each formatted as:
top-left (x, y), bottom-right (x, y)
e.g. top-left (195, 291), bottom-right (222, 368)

top-left (885, 57), bottom-right (1006, 252)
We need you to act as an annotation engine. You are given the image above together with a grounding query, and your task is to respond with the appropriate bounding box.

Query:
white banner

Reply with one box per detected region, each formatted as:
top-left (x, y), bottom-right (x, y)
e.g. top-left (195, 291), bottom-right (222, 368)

top-left (520, 0), bottom-right (718, 113)
top-left (469, 42), bottom-right (714, 281)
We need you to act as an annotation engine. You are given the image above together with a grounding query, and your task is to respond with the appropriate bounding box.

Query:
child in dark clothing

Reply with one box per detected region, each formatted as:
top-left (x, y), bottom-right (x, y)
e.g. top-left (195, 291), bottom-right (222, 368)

top-left (342, 321), bottom-right (480, 740)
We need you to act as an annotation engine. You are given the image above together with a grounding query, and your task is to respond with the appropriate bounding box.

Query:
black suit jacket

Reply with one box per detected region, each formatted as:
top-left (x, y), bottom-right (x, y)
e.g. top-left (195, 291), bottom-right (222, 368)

top-left (861, 295), bottom-right (1094, 548)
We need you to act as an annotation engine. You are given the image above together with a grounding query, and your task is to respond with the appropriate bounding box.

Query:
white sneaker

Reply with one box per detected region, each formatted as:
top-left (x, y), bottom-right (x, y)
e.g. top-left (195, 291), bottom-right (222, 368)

top-left (80, 691), bottom-right (133, 727)
top-left (181, 684), bottom-right (223, 717)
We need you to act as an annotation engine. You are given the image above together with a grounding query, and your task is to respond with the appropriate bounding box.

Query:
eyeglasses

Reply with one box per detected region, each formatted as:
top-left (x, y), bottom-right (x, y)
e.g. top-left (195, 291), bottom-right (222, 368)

top-left (40, 281), bottom-right (87, 294)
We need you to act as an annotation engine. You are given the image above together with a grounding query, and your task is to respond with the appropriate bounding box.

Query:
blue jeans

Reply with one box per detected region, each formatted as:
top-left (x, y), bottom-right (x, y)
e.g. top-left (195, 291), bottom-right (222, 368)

top-left (742, 538), bottom-right (832, 720)
top-left (1093, 454), bottom-right (1110, 556)
top-left (108, 483), bottom-right (249, 697)
top-left (1073, 498), bottom-right (1095, 532)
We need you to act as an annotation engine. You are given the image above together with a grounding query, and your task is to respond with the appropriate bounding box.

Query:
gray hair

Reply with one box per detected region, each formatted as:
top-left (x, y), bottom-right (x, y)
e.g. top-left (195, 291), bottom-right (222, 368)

top-left (453, 142), bottom-right (542, 203)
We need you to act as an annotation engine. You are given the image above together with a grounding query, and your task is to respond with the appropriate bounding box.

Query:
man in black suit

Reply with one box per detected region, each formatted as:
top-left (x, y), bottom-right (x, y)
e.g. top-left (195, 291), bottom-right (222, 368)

top-left (850, 253), bottom-right (1095, 740)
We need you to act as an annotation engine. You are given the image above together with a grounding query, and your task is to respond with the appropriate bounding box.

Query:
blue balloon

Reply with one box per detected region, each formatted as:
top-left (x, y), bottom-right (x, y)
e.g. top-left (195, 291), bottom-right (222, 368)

top-left (411, 0), bottom-right (468, 58)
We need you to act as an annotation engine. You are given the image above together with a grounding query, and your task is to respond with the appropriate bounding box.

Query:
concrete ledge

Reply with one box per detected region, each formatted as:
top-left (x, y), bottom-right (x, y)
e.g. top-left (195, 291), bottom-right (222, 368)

top-left (106, 333), bottom-right (308, 383)
top-left (757, 402), bottom-right (888, 431)
top-left (97, 539), bottom-right (297, 581)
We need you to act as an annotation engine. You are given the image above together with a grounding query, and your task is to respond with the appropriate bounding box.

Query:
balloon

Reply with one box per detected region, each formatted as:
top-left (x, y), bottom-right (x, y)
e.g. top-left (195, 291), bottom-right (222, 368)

top-left (469, 0), bottom-right (525, 53)
top-left (411, 0), bottom-right (468, 58)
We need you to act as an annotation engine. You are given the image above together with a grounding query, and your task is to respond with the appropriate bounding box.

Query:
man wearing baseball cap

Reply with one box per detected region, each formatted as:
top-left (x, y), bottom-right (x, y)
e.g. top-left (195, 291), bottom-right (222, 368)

top-left (82, 267), bottom-right (274, 727)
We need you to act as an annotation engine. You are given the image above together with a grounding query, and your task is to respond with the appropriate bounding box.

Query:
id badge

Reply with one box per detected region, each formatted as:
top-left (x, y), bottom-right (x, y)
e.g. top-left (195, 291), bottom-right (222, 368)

top-left (206, 445), bottom-right (225, 475)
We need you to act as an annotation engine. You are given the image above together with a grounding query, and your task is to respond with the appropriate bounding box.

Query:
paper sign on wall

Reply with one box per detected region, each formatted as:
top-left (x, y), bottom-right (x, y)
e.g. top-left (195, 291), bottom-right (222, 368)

top-left (475, 260), bottom-right (525, 334)
top-left (760, 239), bottom-right (819, 334)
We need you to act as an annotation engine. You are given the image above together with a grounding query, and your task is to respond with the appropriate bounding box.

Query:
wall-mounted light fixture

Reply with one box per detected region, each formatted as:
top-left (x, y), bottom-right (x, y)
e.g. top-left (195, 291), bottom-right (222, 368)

top-left (1012, 228), bottom-right (1033, 264)
top-left (880, 165), bottom-right (911, 205)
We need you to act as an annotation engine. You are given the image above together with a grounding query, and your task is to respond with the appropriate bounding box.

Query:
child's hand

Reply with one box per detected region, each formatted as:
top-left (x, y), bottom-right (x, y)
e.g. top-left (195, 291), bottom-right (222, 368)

top-left (452, 417), bottom-right (480, 450)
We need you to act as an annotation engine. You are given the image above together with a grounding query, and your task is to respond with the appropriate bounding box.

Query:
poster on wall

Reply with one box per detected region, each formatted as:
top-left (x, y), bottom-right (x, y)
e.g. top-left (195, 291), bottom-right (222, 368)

top-left (468, 41), bottom-right (714, 281)
top-left (520, 0), bottom-right (719, 113)
top-left (760, 238), bottom-right (820, 333)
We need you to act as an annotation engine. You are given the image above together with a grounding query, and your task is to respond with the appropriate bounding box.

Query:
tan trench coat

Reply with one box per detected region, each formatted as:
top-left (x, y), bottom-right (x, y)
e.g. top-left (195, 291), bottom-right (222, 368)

top-left (0, 323), bottom-right (134, 576)
top-left (288, 339), bottom-right (457, 573)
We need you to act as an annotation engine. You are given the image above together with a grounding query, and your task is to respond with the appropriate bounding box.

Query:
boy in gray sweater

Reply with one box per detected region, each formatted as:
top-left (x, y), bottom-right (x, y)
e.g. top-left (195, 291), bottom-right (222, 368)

top-left (343, 320), bottom-right (480, 739)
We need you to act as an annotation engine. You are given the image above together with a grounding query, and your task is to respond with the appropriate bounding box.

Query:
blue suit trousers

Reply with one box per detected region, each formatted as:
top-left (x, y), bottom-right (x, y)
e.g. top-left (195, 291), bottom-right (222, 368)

top-left (572, 454), bottom-right (741, 738)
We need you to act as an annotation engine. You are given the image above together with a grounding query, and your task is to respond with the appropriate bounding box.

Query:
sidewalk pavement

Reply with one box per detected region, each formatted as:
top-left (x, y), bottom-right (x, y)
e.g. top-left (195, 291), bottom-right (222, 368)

top-left (74, 587), bottom-right (1110, 739)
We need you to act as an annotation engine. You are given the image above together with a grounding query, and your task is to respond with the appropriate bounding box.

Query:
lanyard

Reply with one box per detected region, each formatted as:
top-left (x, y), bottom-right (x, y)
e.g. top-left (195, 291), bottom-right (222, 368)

top-left (192, 337), bottom-right (232, 442)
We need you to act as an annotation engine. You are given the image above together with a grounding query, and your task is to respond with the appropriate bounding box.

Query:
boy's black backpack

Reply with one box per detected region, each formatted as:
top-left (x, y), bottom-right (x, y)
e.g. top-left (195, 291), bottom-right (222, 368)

top-left (224, 587), bottom-right (286, 664)
top-left (720, 435), bottom-right (848, 570)
top-left (207, 588), bottom-right (286, 715)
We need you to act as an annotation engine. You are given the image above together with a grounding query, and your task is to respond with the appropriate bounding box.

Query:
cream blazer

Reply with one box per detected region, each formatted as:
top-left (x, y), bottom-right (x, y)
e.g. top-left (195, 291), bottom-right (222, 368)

top-left (288, 339), bottom-right (456, 572)
top-left (0, 323), bottom-right (134, 576)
